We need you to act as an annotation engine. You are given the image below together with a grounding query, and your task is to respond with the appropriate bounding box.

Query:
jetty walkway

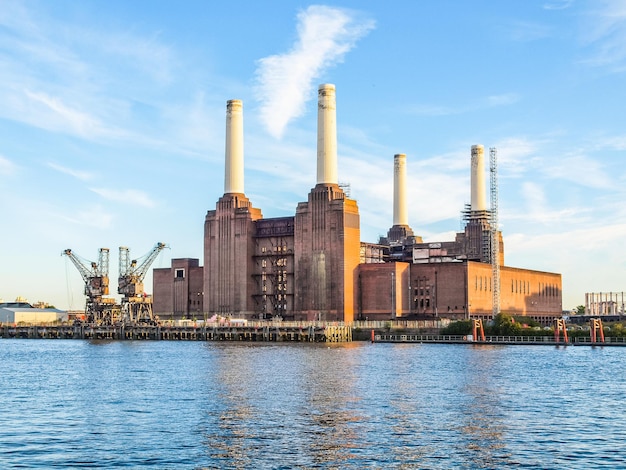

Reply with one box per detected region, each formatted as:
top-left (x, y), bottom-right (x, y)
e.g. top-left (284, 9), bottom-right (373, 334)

top-left (2, 321), bottom-right (624, 346)
top-left (373, 333), bottom-right (626, 346)
top-left (0, 322), bottom-right (353, 342)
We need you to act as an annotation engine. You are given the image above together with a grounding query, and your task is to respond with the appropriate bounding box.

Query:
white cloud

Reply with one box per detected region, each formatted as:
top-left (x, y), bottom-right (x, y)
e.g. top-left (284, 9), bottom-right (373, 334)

top-left (543, 154), bottom-right (613, 189)
top-left (473, 137), bottom-right (543, 180)
top-left (486, 93), bottom-right (520, 107)
top-left (24, 89), bottom-right (115, 139)
top-left (581, 0), bottom-right (626, 70)
top-left (543, 0), bottom-right (574, 11)
top-left (594, 134), bottom-right (626, 151)
top-left (410, 93), bottom-right (520, 117)
top-left (0, 3), bottom-right (183, 150)
top-left (522, 181), bottom-right (548, 211)
top-left (47, 162), bottom-right (93, 181)
top-left (254, 5), bottom-right (375, 139)
top-left (507, 21), bottom-right (553, 42)
top-left (89, 188), bottom-right (156, 208)
top-left (60, 206), bottom-right (115, 230)
top-left (0, 155), bottom-right (17, 175)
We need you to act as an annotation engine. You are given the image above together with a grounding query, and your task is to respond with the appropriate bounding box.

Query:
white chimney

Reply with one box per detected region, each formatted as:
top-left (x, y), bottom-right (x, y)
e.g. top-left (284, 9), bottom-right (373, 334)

top-left (316, 84), bottom-right (338, 185)
top-left (393, 154), bottom-right (408, 226)
top-left (224, 99), bottom-right (244, 194)
top-left (471, 144), bottom-right (487, 211)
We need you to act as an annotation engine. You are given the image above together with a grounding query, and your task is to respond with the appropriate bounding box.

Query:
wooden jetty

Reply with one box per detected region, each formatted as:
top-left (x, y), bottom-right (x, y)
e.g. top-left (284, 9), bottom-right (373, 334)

top-left (0, 323), bottom-right (353, 342)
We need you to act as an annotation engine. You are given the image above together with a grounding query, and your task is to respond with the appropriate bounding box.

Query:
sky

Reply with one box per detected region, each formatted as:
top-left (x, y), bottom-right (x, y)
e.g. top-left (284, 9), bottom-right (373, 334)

top-left (1, 0), bottom-right (625, 311)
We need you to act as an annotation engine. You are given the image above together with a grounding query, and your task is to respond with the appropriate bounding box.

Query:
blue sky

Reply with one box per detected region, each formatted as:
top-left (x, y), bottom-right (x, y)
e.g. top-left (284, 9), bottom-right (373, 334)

top-left (1, 0), bottom-right (624, 311)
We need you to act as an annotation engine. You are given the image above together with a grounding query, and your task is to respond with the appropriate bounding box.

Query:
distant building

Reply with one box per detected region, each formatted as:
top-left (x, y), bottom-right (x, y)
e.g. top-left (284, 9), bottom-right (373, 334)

top-left (154, 84), bottom-right (562, 325)
top-left (585, 292), bottom-right (626, 316)
top-left (0, 301), bottom-right (67, 324)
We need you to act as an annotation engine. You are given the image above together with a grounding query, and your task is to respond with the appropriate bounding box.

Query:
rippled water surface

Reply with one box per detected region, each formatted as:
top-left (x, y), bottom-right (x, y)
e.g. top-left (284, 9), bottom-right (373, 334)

top-left (1, 340), bottom-right (625, 469)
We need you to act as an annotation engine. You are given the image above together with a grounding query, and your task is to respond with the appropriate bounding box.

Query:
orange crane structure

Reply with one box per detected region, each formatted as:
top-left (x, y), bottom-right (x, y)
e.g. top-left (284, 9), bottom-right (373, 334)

top-left (63, 247), bottom-right (119, 325)
top-left (118, 242), bottom-right (167, 324)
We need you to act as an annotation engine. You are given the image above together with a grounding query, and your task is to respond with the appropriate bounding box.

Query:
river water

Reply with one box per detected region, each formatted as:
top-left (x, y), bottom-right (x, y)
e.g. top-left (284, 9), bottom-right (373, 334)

top-left (0, 339), bottom-right (624, 469)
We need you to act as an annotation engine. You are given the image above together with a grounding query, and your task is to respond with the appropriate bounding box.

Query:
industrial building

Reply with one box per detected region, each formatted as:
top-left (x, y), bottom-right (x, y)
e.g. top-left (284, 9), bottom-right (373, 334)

top-left (0, 300), bottom-right (67, 324)
top-left (153, 84), bottom-right (562, 325)
top-left (585, 292), bottom-right (626, 316)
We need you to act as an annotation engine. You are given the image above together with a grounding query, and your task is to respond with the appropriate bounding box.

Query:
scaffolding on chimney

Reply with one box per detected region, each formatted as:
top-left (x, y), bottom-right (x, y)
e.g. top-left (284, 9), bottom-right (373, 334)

top-left (490, 147), bottom-right (500, 316)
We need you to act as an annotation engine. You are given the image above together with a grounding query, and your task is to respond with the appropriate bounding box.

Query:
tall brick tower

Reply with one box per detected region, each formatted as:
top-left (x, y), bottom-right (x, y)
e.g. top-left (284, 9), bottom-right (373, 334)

top-left (204, 100), bottom-right (262, 317)
top-left (293, 84), bottom-right (360, 322)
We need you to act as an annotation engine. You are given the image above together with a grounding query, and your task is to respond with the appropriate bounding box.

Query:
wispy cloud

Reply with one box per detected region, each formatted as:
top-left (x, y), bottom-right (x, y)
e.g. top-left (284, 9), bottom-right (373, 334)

top-left (597, 134), bottom-right (626, 150)
top-left (581, 0), bottom-right (626, 70)
top-left (47, 162), bottom-right (93, 181)
top-left (410, 93), bottom-right (520, 117)
top-left (543, 0), bottom-right (574, 11)
top-left (543, 154), bottom-right (613, 189)
top-left (508, 222), bottom-right (626, 261)
top-left (515, 181), bottom-right (583, 226)
top-left (89, 188), bottom-right (156, 208)
top-left (59, 206), bottom-right (115, 230)
top-left (507, 21), bottom-right (553, 42)
top-left (493, 137), bottom-right (542, 177)
top-left (487, 93), bottom-right (520, 106)
top-left (254, 5), bottom-right (375, 139)
top-left (0, 155), bottom-right (17, 175)
top-left (22, 89), bottom-right (120, 139)
top-left (0, 3), bottom-right (181, 148)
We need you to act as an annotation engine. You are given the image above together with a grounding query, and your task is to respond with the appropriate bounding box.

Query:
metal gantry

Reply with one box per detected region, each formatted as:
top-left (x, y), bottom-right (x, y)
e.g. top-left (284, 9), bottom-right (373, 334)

top-left (118, 242), bottom-right (167, 324)
top-left (62, 247), bottom-right (118, 325)
top-left (490, 147), bottom-right (500, 317)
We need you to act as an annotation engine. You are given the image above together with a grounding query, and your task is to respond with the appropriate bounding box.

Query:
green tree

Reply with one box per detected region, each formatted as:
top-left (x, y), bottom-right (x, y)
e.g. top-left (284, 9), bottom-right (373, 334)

top-left (490, 313), bottom-right (522, 336)
top-left (574, 305), bottom-right (585, 315)
top-left (512, 315), bottom-right (540, 328)
top-left (441, 320), bottom-right (472, 335)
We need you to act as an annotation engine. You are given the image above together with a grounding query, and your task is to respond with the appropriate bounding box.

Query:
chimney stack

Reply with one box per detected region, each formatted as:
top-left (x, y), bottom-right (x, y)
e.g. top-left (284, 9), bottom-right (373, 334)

top-left (316, 84), bottom-right (338, 186)
top-left (224, 99), bottom-right (244, 194)
top-left (471, 144), bottom-right (487, 211)
top-left (393, 154), bottom-right (408, 226)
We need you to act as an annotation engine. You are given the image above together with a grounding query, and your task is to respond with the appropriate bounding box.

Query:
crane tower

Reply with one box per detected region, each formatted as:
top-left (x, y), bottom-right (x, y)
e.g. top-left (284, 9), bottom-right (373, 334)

top-left (490, 147), bottom-right (500, 316)
top-left (118, 242), bottom-right (167, 324)
top-left (62, 248), bottom-right (119, 325)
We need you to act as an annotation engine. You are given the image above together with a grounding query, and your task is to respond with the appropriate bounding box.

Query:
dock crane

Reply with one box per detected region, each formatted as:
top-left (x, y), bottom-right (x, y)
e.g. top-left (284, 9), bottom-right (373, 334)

top-left (118, 242), bottom-right (167, 324)
top-left (62, 248), bottom-right (119, 325)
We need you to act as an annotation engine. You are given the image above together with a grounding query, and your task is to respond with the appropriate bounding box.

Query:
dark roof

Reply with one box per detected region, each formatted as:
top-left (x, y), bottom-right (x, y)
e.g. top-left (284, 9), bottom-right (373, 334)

top-left (0, 302), bottom-right (33, 308)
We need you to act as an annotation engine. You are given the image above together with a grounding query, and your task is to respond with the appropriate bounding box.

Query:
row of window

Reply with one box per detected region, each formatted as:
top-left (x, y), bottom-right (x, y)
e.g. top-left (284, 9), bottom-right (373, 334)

top-left (539, 282), bottom-right (559, 297)
top-left (512, 279), bottom-right (529, 294)
top-left (261, 271), bottom-right (288, 282)
top-left (476, 276), bottom-right (492, 292)
top-left (260, 246), bottom-right (288, 253)
top-left (260, 258), bottom-right (288, 268)
top-left (472, 275), bottom-right (560, 298)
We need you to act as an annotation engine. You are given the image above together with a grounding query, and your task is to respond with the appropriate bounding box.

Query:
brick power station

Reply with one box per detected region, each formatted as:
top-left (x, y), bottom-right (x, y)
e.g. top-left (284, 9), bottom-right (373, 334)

top-left (153, 84), bottom-right (562, 325)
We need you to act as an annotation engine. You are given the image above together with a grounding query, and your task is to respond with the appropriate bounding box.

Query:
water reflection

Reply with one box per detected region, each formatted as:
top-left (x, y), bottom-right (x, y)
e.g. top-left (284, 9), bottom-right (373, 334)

top-left (298, 343), bottom-right (363, 467)
top-left (2, 340), bottom-right (626, 468)
top-left (203, 343), bottom-right (367, 468)
top-left (456, 345), bottom-right (510, 468)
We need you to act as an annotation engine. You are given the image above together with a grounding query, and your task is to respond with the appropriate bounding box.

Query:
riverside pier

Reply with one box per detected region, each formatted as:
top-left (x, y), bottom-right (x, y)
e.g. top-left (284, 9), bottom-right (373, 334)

top-left (2, 319), bottom-right (623, 346)
top-left (372, 333), bottom-right (626, 346)
top-left (0, 322), bottom-right (354, 342)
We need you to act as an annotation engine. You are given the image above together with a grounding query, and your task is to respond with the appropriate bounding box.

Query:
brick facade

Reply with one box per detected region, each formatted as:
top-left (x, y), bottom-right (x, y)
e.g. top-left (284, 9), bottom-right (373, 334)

top-left (153, 258), bottom-right (204, 320)
top-left (356, 260), bottom-right (562, 324)
top-left (203, 194), bottom-right (262, 317)
top-left (293, 184), bottom-right (360, 322)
